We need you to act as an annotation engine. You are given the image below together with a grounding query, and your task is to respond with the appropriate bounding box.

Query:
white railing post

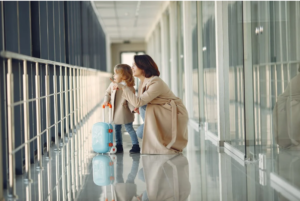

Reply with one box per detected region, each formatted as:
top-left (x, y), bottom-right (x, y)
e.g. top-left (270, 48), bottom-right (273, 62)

top-left (7, 58), bottom-right (16, 198)
top-left (73, 68), bottom-right (77, 133)
top-left (35, 62), bottom-right (43, 169)
top-left (23, 60), bottom-right (32, 183)
top-left (45, 64), bottom-right (51, 159)
top-left (65, 67), bottom-right (70, 138)
top-left (69, 68), bottom-right (73, 136)
top-left (59, 66), bottom-right (64, 144)
top-left (77, 68), bottom-right (82, 188)
top-left (53, 65), bottom-right (60, 151)
top-left (73, 68), bottom-right (79, 192)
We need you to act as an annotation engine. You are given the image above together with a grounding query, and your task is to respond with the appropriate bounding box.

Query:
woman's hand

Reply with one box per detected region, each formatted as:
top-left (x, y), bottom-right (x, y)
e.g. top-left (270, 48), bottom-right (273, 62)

top-left (110, 78), bottom-right (123, 90)
top-left (134, 108), bottom-right (140, 114)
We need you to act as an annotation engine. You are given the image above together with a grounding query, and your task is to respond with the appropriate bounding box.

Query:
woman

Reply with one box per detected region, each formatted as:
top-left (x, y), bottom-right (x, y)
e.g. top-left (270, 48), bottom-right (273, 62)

top-left (111, 55), bottom-right (189, 154)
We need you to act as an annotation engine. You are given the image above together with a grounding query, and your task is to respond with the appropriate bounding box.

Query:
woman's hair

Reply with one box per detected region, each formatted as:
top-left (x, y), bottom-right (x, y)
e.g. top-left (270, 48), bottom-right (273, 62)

top-left (134, 55), bottom-right (160, 78)
top-left (114, 64), bottom-right (135, 87)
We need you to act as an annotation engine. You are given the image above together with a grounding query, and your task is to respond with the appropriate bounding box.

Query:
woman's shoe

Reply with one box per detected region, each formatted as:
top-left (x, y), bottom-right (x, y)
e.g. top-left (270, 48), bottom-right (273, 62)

top-left (130, 144), bottom-right (140, 154)
top-left (116, 144), bottom-right (123, 153)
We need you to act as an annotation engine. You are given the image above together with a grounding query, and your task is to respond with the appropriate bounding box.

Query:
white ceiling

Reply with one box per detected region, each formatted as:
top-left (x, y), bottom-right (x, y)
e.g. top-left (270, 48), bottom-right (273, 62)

top-left (93, 1), bottom-right (165, 43)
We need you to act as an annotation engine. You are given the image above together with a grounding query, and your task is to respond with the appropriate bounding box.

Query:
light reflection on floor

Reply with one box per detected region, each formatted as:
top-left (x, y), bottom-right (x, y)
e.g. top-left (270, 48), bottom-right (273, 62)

top-left (3, 126), bottom-right (300, 201)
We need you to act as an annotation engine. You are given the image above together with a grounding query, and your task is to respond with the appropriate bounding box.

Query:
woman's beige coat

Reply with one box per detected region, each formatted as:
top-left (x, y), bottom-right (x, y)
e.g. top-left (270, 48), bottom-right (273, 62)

top-left (121, 76), bottom-right (189, 154)
top-left (104, 83), bottom-right (136, 124)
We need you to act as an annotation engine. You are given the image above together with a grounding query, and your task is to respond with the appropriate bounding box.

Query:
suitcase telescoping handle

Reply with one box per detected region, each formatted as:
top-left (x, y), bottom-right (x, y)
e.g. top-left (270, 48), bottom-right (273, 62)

top-left (102, 103), bottom-right (112, 123)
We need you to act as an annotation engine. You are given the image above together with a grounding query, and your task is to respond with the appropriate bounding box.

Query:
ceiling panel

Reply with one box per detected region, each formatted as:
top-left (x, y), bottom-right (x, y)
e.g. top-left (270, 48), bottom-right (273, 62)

top-left (105, 27), bottom-right (119, 31)
top-left (103, 19), bottom-right (118, 26)
top-left (97, 8), bottom-right (116, 18)
top-left (94, 1), bottom-right (114, 8)
top-left (94, 1), bottom-right (165, 42)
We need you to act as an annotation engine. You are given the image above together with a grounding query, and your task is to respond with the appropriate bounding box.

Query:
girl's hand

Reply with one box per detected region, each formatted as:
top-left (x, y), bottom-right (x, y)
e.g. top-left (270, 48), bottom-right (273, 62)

top-left (134, 108), bottom-right (140, 114)
top-left (110, 78), bottom-right (122, 90)
top-left (103, 101), bottom-right (109, 106)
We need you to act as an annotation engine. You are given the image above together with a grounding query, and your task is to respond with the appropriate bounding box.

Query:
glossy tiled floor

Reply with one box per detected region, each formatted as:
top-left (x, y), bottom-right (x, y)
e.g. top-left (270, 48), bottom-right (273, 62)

top-left (4, 126), bottom-right (300, 201)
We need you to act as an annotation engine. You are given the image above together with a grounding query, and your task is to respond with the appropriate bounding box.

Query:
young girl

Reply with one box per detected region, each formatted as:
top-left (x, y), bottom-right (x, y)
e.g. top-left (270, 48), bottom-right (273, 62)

top-left (103, 64), bottom-right (140, 154)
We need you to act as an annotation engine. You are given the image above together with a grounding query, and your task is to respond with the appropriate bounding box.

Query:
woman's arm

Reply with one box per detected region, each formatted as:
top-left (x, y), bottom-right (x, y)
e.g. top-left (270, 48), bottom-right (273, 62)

top-left (122, 80), bottom-right (163, 108)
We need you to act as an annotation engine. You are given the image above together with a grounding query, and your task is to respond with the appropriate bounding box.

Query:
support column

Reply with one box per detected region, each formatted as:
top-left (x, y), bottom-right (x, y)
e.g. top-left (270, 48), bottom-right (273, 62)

top-left (215, 1), bottom-right (230, 143)
top-left (169, 2), bottom-right (178, 96)
top-left (182, 1), bottom-right (193, 116)
top-left (243, 1), bottom-right (255, 158)
top-left (160, 12), bottom-right (170, 87)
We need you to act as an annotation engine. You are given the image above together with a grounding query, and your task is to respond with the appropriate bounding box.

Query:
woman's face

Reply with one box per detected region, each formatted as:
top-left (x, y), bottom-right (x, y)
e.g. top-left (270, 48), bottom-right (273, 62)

top-left (132, 62), bottom-right (144, 78)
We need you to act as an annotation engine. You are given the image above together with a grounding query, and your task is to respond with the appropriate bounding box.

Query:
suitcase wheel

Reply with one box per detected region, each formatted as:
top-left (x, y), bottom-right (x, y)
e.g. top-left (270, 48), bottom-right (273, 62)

top-left (110, 146), bottom-right (117, 154)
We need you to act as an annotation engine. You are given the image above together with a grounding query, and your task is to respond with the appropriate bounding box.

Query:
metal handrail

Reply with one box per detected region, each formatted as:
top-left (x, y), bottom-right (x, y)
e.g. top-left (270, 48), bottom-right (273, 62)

top-left (0, 50), bottom-right (111, 198)
top-left (0, 51), bottom-right (111, 74)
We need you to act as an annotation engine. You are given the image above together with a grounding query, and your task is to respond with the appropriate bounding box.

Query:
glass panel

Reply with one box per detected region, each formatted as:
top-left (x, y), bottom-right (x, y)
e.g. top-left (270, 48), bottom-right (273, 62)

top-left (223, 2), bottom-right (245, 154)
top-left (201, 1), bottom-right (218, 135)
top-left (250, 1), bottom-right (300, 190)
top-left (177, 2), bottom-right (185, 104)
top-left (191, 2), bottom-right (200, 122)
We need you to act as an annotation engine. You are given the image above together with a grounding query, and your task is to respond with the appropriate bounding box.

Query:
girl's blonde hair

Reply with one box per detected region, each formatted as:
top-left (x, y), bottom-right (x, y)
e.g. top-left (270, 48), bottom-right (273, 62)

top-left (114, 64), bottom-right (135, 87)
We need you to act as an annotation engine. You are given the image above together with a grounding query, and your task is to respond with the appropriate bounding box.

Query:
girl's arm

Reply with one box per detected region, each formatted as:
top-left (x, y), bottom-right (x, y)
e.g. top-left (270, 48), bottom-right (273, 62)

top-left (104, 83), bottom-right (112, 103)
top-left (127, 87), bottom-right (136, 113)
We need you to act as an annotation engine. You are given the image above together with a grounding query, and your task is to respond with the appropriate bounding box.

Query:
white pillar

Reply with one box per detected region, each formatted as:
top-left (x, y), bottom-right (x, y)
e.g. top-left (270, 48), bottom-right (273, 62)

top-left (215, 1), bottom-right (230, 142)
top-left (182, 1), bottom-right (194, 116)
top-left (243, 1), bottom-right (255, 151)
top-left (160, 15), bottom-right (170, 86)
top-left (169, 2), bottom-right (179, 96)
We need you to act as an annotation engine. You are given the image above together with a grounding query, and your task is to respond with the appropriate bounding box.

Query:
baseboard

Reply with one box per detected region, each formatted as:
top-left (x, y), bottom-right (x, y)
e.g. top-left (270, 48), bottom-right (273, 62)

top-left (204, 130), bottom-right (224, 147)
top-left (224, 142), bottom-right (245, 163)
top-left (270, 173), bottom-right (300, 200)
top-left (224, 144), bottom-right (245, 167)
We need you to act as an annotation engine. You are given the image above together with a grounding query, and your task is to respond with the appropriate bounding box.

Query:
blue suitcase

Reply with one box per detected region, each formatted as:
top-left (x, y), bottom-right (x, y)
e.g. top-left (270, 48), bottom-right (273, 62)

top-left (93, 155), bottom-right (116, 201)
top-left (92, 104), bottom-right (117, 154)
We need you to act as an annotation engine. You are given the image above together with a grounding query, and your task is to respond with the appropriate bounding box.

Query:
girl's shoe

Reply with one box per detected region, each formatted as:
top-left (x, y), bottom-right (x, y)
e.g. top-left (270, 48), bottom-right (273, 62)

top-left (116, 144), bottom-right (123, 153)
top-left (130, 144), bottom-right (140, 154)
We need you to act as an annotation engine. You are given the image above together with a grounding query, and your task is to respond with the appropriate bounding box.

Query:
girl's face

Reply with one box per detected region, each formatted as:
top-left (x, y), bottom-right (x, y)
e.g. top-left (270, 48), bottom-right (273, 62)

top-left (132, 62), bottom-right (144, 78)
top-left (113, 70), bottom-right (123, 83)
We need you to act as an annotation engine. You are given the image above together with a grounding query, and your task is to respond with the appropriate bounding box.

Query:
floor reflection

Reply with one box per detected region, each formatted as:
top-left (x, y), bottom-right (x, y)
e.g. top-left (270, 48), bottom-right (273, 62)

top-left (92, 154), bottom-right (190, 201)
top-left (3, 126), bottom-right (300, 201)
